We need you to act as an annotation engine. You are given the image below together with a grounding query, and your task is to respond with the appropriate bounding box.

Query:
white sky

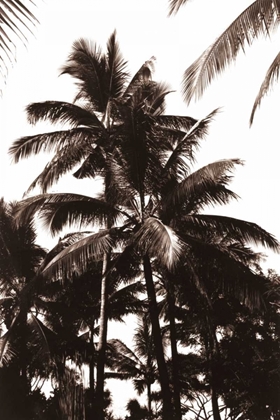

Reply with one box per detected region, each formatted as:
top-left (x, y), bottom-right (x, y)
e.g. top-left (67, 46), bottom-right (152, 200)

top-left (1, 0), bottom-right (280, 414)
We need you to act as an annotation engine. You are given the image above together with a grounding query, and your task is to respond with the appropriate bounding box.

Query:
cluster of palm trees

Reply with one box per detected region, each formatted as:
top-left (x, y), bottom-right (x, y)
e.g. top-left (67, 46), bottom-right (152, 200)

top-left (0, 29), bottom-right (280, 420)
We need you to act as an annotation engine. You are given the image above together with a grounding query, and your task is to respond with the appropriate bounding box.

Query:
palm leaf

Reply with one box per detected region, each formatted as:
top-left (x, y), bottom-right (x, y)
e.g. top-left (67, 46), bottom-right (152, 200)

top-left (9, 127), bottom-right (98, 163)
top-left (41, 230), bottom-right (114, 278)
top-left (166, 158), bottom-right (242, 210)
top-left (73, 146), bottom-right (105, 179)
top-left (250, 49), bottom-right (280, 124)
top-left (0, 313), bottom-right (20, 366)
top-left (0, 0), bottom-right (39, 90)
top-left (168, 0), bottom-right (190, 16)
top-left (106, 30), bottom-right (129, 100)
top-left (60, 37), bottom-right (107, 110)
top-left (182, 214), bottom-right (280, 252)
top-left (25, 142), bottom-right (96, 194)
top-left (26, 101), bottom-right (104, 128)
top-left (122, 56), bottom-right (156, 101)
top-left (134, 217), bottom-right (184, 269)
top-left (14, 193), bottom-right (123, 234)
top-left (162, 110), bottom-right (220, 180)
top-left (183, 0), bottom-right (280, 103)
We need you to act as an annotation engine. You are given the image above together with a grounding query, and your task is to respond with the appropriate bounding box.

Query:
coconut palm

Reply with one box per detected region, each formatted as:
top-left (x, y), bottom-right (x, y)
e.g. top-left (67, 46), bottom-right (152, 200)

top-left (10, 98), bottom-right (216, 419)
top-left (169, 0), bottom-right (280, 124)
top-left (9, 33), bottom-right (280, 417)
top-left (9, 32), bottom-right (159, 420)
top-left (13, 138), bottom-right (280, 419)
top-left (9, 30), bottom-right (208, 419)
top-left (107, 315), bottom-right (158, 419)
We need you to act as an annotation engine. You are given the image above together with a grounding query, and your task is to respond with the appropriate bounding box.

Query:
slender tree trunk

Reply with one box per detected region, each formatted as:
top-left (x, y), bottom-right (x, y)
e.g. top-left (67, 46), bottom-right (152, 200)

top-left (147, 381), bottom-right (152, 420)
top-left (165, 279), bottom-right (182, 420)
top-left (205, 323), bottom-right (222, 420)
top-left (89, 323), bottom-right (95, 419)
top-left (95, 254), bottom-right (110, 420)
top-left (143, 255), bottom-right (174, 420)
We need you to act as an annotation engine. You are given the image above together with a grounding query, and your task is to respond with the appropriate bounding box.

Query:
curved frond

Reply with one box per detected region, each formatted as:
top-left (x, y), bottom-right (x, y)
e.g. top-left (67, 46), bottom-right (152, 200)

top-left (166, 158), bottom-right (242, 210)
top-left (41, 230), bottom-right (114, 278)
top-left (183, 0), bottom-right (280, 103)
top-left (0, 0), bottom-right (39, 91)
top-left (14, 193), bottom-right (123, 234)
top-left (162, 109), bottom-right (220, 180)
top-left (26, 101), bottom-right (103, 128)
top-left (182, 214), bottom-right (280, 252)
top-left (25, 142), bottom-right (95, 194)
top-left (134, 217), bottom-right (184, 268)
top-left (250, 49), bottom-right (280, 124)
top-left (60, 38), bottom-right (107, 111)
top-left (9, 127), bottom-right (98, 163)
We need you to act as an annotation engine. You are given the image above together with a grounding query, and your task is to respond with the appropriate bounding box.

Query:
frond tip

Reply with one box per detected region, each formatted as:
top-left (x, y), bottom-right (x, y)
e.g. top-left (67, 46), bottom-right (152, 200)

top-left (182, 0), bottom-right (280, 103)
top-left (250, 50), bottom-right (280, 125)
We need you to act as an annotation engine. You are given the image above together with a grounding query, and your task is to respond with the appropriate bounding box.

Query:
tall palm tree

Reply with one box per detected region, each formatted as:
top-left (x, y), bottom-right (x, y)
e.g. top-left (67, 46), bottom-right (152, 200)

top-left (0, 1), bottom-right (39, 92)
top-left (11, 99), bottom-right (217, 420)
top-left (9, 30), bottom-right (207, 419)
top-left (169, 0), bottom-right (280, 124)
top-left (12, 134), bottom-right (279, 419)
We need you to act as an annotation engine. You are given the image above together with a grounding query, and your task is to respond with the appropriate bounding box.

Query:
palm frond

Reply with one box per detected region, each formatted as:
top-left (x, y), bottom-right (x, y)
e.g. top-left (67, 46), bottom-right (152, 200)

top-left (168, 0), bottom-right (190, 16)
top-left (0, 313), bottom-right (19, 366)
top-left (183, 0), bottom-right (280, 103)
top-left (41, 230), bottom-right (114, 278)
top-left (250, 49), bottom-right (280, 124)
top-left (122, 56), bottom-right (156, 101)
top-left (60, 37), bottom-right (107, 111)
top-left (38, 231), bottom-right (93, 273)
top-left (26, 101), bottom-right (103, 128)
top-left (162, 110), bottom-right (220, 180)
top-left (14, 193), bottom-right (123, 234)
top-left (182, 214), bottom-right (280, 252)
top-left (73, 146), bottom-right (105, 179)
top-left (25, 142), bottom-right (95, 194)
top-left (154, 115), bottom-right (197, 131)
top-left (134, 217), bottom-right (184, 269)
top-left (133, 378), bottom-right (147, 395)
top-left (9, 127), bottom-right (98, 163)
top-left (0, 0), bottom-right (39, 91)
top-left (167, 158), bottom-right (242, 210)
top-left (106, 30), bottom-right (129, 99)
top-left (28, 314), bottom-right (53, 362)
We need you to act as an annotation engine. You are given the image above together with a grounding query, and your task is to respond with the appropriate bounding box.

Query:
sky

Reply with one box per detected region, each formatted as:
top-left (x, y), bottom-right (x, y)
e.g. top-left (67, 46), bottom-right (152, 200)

top-left (1, 0), bottom-right (280, 415)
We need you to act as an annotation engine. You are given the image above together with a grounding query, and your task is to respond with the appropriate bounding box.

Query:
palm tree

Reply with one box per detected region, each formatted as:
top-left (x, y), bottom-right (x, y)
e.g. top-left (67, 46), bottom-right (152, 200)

top-left (13, 131), bottom-right (280, 419)
top-left (107, 315), bottom-right (158, 419)
top-left (9, 33), bottom-right (280, 417)
top-left (9, 30), bottom-right (206, 419)
top-left (169, 0), bottom-right (280, 124)
top-left (0, 198), bottom-right (48, 418)
top-left (0, 1), bottom-right (40, 93)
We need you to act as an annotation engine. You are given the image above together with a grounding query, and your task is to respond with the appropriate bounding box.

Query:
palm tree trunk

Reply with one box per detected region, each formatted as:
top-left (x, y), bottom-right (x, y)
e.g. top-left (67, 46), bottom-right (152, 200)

top-left (95, 254), bottom-right (110, 420)
top-left (143, 255), bottom-right (174, 420)
top-left (89, 324), bottom-right (95, 418)
top-left (205, 323), bottom-right (221, 420)
top-left (165, 280), bottom-right (182, 420)
top-left (147, 381), bottom-right (152, 420)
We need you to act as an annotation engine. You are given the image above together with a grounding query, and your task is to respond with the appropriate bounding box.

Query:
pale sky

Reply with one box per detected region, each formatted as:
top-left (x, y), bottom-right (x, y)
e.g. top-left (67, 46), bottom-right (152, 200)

top-left (1, 0), bottom-right (280, 414)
